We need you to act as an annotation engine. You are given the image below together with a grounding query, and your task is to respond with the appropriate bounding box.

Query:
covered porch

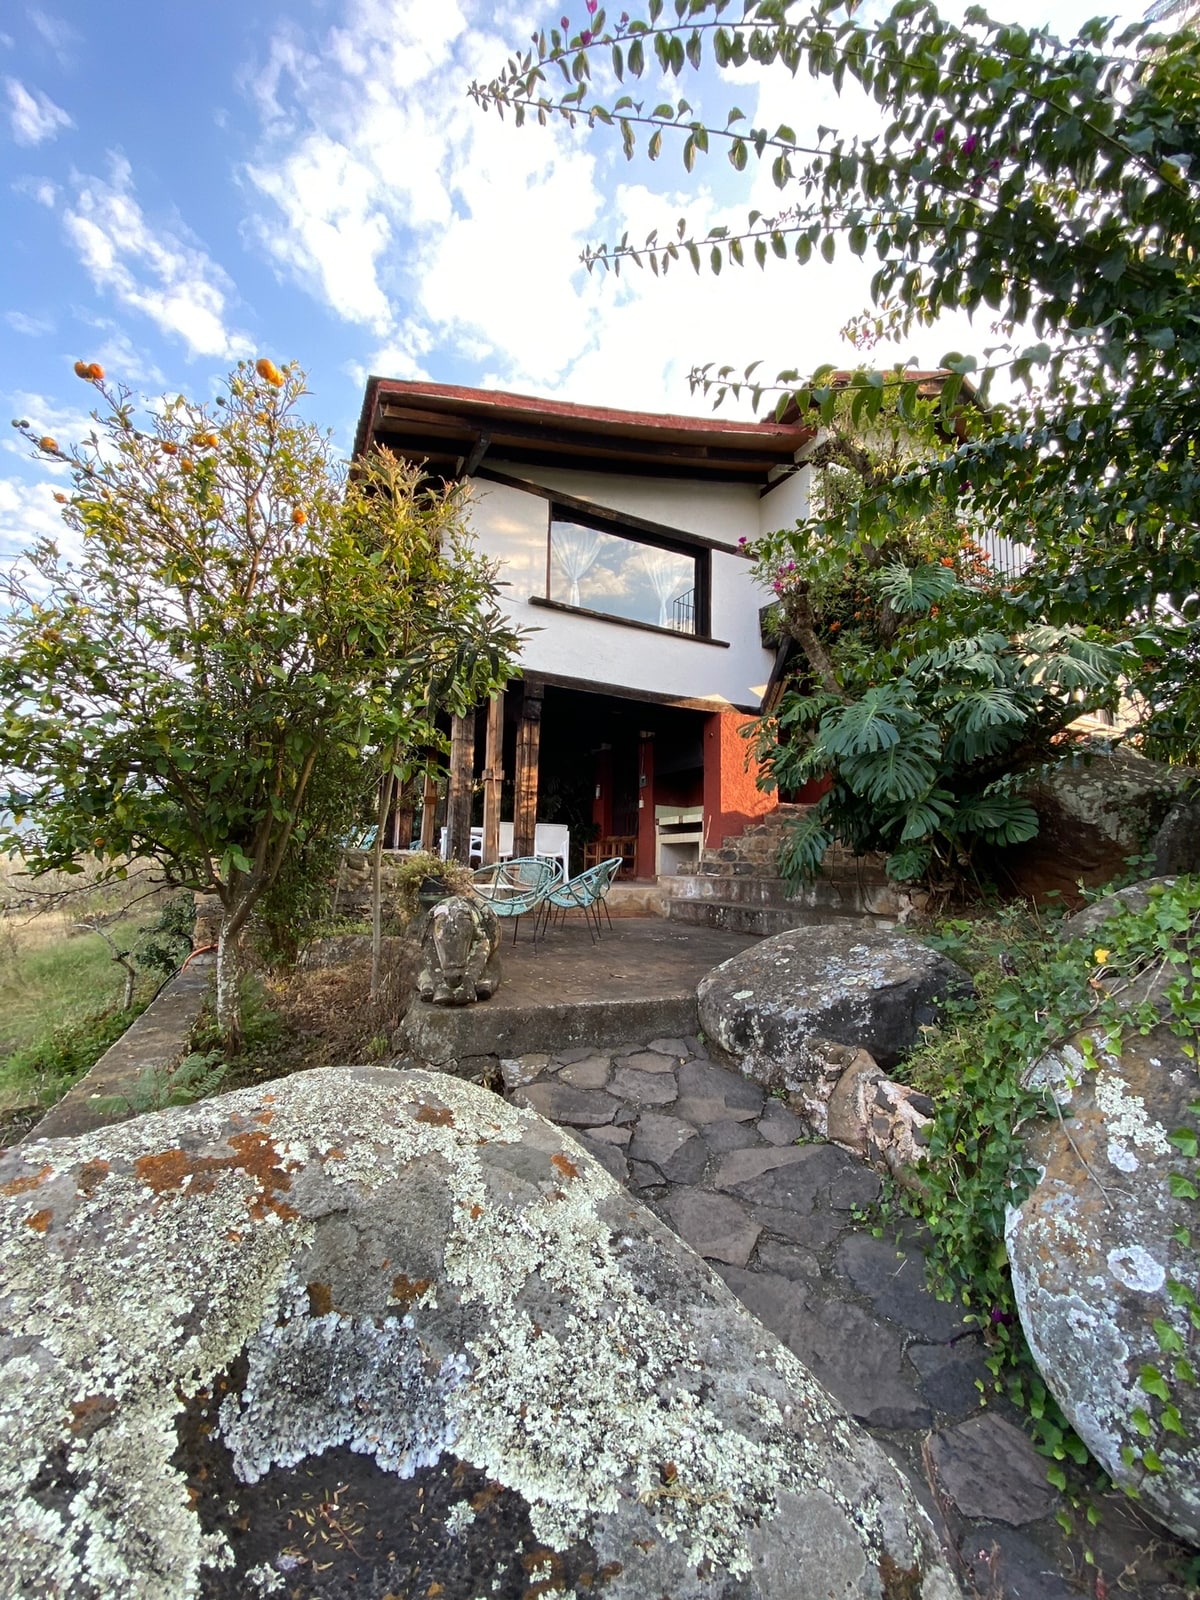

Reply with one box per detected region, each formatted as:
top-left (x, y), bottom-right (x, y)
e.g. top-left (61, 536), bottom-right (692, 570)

top-left (408, 676), bottom-right (778, 883)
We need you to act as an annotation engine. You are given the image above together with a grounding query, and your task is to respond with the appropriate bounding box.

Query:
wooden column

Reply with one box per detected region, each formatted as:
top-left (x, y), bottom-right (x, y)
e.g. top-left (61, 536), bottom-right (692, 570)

top-left (482, 692), bottom-right (505, 865)
top-left (391, 777), bottom-right (416, 851)
top-left (637, 731), bottom-right (656, 881)
top-left (445, 711), bottom-right (475, 864)
top-left (513, 681), bottom-right (543, 858)
top-left (419, 773), bottom-right (439, 854)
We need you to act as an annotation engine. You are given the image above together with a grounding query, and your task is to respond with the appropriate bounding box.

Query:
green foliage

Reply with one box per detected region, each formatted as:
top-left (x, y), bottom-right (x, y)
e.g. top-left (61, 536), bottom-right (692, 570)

top-left (902, 879), bottom-right (1200, 1481)
top-left (0, 1000), bottom-right (148, 1105)
top-left (131, 894), bottom-right (196, 980)
top-left (1, 360), bottom-right (522, 1040)
top-left (387, 850), bottom-right (476, 924)
top-left (753, 556), bottom-right (1124, 882)
top-left (472, 0), bottom-right (1200, 876)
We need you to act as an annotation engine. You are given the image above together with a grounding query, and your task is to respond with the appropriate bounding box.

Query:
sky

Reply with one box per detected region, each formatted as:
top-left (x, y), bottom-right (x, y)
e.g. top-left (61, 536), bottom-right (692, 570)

top-left (1, 0), bottom-right (1139, 569)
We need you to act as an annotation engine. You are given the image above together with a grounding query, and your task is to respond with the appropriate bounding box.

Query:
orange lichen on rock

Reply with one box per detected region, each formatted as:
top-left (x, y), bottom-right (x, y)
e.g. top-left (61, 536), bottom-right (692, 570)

top-left (25, 1208), bottom-right (53, 1233)
top-left (307, 1282), bottom-right (334, 1317)
top-left (76, 1159), bottom-right (110, 1198)
top-left (390, 1273), bottom-right (432, 1310)
top-left (1, 1163), bottom-right (53, 1199)
top-left (551, 1153), bottom-right (581, 1182)
top-left (133, 1130), bottom-right (299, 1221)
top-left (415, 1104), bottom-right (454, 1127)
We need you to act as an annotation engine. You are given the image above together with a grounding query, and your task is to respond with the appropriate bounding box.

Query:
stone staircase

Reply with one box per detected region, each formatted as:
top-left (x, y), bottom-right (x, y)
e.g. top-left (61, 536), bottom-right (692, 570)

top-left (664, 804), bottom-right (906, 934)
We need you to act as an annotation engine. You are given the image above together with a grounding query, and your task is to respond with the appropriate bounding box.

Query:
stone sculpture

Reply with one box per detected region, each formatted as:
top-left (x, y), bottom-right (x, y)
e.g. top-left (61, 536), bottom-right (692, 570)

top-left (415, 892), bottom-right (501, 1006)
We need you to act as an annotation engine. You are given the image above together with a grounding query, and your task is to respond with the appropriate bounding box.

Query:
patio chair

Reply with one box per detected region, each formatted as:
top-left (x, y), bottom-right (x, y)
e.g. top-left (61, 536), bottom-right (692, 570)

top-left (470, 855), bottom-right (562, 944)
top-left (536, 856), bottom-right (623, 944)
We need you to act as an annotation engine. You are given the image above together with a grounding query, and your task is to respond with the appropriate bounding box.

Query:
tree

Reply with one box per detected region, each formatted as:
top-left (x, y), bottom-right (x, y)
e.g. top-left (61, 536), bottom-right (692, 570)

top-left (473, 1), bottom-right (1200, 881)
top-left (1, 361), bottom-right (520, 1044)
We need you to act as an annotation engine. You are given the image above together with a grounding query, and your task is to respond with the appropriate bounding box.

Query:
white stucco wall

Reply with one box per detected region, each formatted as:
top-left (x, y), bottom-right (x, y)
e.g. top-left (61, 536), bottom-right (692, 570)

top-left (466, 469), bottom-right (776, 711)
top-left (758, 466), bottom-right (811, 538)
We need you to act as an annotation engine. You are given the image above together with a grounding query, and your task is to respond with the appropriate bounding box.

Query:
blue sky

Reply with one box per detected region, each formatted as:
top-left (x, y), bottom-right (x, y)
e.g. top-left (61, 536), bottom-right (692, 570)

top-left (2, 0), bottom-right (1137, 568)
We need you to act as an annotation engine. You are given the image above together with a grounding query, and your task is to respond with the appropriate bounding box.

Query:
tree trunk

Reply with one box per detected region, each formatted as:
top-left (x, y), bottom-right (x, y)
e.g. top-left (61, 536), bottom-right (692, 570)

top-left (215, 917), bottom-right (243, 1053)
top-left (371, 767), bottom-right (396, 1005)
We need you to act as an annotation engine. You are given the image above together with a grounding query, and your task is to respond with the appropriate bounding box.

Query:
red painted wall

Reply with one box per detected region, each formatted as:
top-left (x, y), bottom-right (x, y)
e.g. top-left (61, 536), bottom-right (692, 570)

top-left (702, 710), bottom-right (776, 849)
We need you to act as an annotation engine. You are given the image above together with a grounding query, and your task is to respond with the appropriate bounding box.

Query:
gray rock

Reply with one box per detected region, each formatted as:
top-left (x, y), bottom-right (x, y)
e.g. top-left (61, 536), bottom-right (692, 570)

top-left (1154, 790), bottom-right (1200, 875)
top-left (835, 1234), bottom-right (970, 1342)
top-left (663, 1187), bottom-right (762, 1267)
top-left (908, 1340), bottom-right (990, 1419)
top-left (1003, 744), bottom-right (1191, 901)
top-left (749, 1205), bottom-right (846, 1252)
top-left (758, 1100), bottom-right (807, 1147)
top-left (623, 1049), bottom-right (680, 1072)
top-left (510, 1081), bottom-right (621, 1127)
top-left (786, 1300), bottom-right (933, 1431)
top-left (628, 1112), bottom-right (697, 1171)
top-left (609, 1066), bottom-right (679, 1105)
top-left (716, 1266), bottom-right (811, 1346)
top-left (572, 1131), bottom-right (629, 1184)
top-left (646, 1037), bottom-right (692, 1058)
top-left (585, 1124), bottom-right (633, 1148)
top-left (629, 1159), bottom-right (665, 1191)
top-left (0, 1067), bottom-right (961, 1600)
top-left (754, 1239), bottom-right (822, 1280)
top-left (500, 1052), bottom-right (548, 1088)
top-left (696, 928), bottom-right (971, 1111)
top-left (674, 1059), bottom-right (765, 1125)
top-left (713, 1145), bottom-right (820, 1193)
top-left (828, 1164), bottom-right (883, 1212)
top-left (557, 1054), bottom-right (613, 1089)
top-left (703, 1118), bottom-right (765, 1154)
top-left (926, 1414), bottom-right (1059, 1526)
top-left (1007, 1007), bottom-right (1200, 1543)
top-left (725, 1143), bottom-right (854, 1213)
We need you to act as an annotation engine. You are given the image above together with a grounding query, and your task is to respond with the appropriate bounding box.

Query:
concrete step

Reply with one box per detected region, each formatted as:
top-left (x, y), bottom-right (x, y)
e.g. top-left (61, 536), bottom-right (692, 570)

top-left (669, 873), bottom-right (808, 908)
top-left (666, 896), bottom-right (866, 936)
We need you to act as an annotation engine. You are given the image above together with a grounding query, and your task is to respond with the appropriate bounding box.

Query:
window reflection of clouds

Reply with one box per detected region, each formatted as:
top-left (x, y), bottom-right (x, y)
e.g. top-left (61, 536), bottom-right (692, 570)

top-left (550, 518), bottom-right (696, 632)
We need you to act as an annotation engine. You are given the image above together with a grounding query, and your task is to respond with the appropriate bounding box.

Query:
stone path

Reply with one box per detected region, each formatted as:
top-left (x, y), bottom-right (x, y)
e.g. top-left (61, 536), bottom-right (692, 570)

top-left (504, 1034), bottom-right (1195, 1600)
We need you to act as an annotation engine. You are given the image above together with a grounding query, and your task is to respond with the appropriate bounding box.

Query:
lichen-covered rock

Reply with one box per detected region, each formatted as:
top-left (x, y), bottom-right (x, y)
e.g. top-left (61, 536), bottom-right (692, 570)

top-left (0, 1066), bottom-right (961, 1600)
top-left (697, 926), bottom-right (971, 1118)
top-left (1006, 1021), bottom-right (1200, 1542)
top-left (999, 744), bottom-right (1193, 902)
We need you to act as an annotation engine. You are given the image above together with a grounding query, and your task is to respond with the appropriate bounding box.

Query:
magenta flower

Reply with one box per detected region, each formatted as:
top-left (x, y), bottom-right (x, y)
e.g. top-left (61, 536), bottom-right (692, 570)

top-left (561, 13), bottom-right (569, 26)
top-left (580, 27), bottom-right (592, 42)
top-left (963, 134), bottom-right (978, 156)
top-left (586, 0), bottom-right (598, 11)
top-left (933, 127), bottom-right (946, 145)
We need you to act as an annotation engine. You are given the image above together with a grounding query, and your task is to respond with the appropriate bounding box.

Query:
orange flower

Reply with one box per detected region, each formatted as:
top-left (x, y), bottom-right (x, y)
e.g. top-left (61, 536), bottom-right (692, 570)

top-left (930, 606), bottom-right (939, 617)
top-left (161, 441), bottom-right (178, 455)
top-left (291, 507), bottom-right (307, 526)
top-left (940, 556), bottom-right (955, 568)
top-left (255, 357), bottom-right (284, 388)
top-left (85, 362), bottom-right (104, 381)
top-left (829, 620), bottom-right (841, 632)
top-left (38, 436), bottom-right (58, 453)
top-left (53, 491), bottom-right (67, 504)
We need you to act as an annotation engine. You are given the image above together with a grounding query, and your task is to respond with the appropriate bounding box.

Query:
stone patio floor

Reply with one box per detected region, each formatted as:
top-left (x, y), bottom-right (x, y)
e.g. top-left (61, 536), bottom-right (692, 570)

top-left (494, 1023), bottom-right (1194, 1599)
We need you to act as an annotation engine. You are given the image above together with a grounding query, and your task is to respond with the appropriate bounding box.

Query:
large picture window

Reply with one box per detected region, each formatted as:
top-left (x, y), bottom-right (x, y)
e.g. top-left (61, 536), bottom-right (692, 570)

top-left (548, 513), bottom-right (705, 636)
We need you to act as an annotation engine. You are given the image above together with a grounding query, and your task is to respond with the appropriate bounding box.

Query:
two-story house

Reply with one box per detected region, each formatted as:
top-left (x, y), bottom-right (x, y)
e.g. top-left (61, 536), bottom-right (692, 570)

top-left (353, 379), bottom-right (815, 880)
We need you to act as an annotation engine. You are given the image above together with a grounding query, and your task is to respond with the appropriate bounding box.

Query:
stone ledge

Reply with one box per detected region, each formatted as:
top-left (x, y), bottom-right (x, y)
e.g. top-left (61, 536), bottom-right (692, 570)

top-left (31, 958), bottom-right (213, 1142)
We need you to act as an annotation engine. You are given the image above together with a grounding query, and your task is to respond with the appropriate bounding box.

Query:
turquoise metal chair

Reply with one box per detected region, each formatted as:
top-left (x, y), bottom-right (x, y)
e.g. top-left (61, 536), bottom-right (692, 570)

top-left (536, 856), bottom-right (622, 943)
top-left (471, 855), bottom-right (562, 944)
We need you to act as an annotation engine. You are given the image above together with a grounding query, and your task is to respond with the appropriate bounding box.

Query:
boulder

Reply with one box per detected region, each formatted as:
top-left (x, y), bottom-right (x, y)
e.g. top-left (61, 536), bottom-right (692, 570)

top-left (996, 743), bottom-right (1196, 903)
top-left (1006, 1014), bottom-right (1200, 1542)
top-left (0, 1066), bottom-right (961, 1600)
top-left (696, 926), bottom-right (971, 1123)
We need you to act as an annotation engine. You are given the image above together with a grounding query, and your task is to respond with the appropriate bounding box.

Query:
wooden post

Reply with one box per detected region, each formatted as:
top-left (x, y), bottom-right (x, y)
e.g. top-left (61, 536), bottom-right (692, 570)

top-left (419, 773), bottom-right (439, 854)
top-left (482, 692), bottom-right (504, 865)
top-left (391, 776), bottom-right (416, 850)
top-left (446, 711), bottom-right (475, 863)
top-left (513, 681), bottom-right (543, 858)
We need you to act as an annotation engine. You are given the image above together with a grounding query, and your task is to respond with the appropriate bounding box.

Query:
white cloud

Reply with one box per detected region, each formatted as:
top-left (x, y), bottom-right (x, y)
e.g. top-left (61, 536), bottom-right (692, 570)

top-left (5, 77), bottom-right (72, 146)
top-left (13, 174), bottom-right (57, 206)
top-left (61, 155), bottom-right (253, 361)
top-left (0, 473), bottom-right (83, 585)
top-left (26, 9), bottom-right (80, 66)
top-left (5, 310), bottom-right (54, 336)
